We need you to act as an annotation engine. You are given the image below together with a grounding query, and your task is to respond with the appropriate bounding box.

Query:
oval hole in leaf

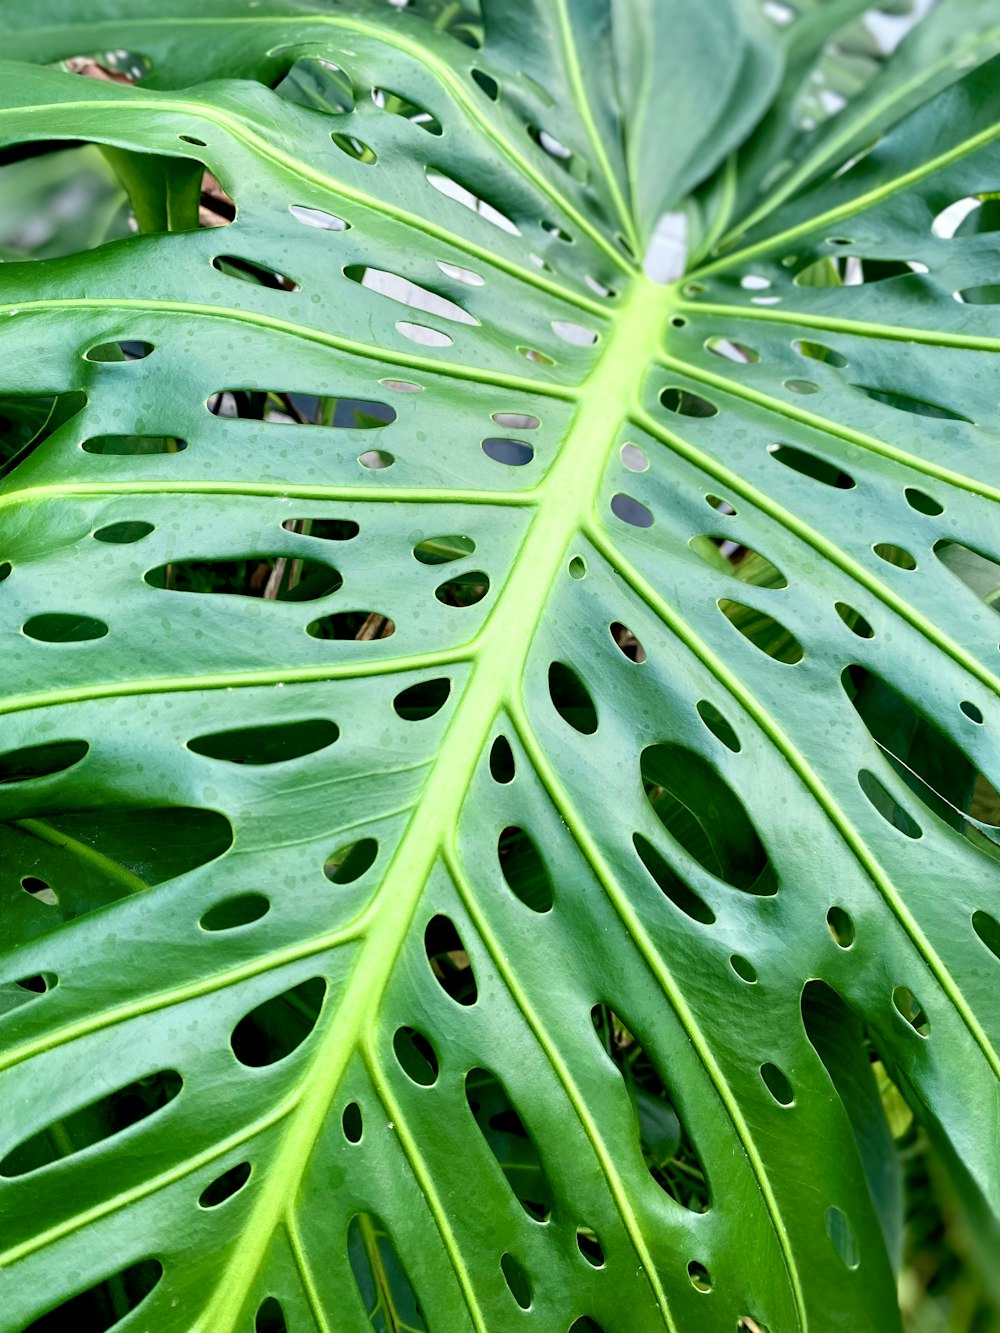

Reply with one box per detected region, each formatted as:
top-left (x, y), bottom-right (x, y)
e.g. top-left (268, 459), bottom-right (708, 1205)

top-left (230, 976), bottom-right (326, 1067)
top-left (892, 985), bottom-right (930, 1036)
top-left (213, 391), bottom-right (395, 429)
top-left (331, 132), bottom-right (376, 163)
top-left (621, 442), bottom-right (648, 472)
top-left (706, 337), bottom-right (759, 364)
top-left (381, 378), bottom-right (422, 392)
top-left (0, 739), bottom-right (88, 784)
top-left (660, 387), bottom-right (718, 417)
top-left (284, 517), bottom-right (359, 541)
top-left (548, 661), bottom-right (598, 734)
top-left (255, 1296), bottom-right (286, 1333)
top-left (1, 1070), bottom-right (182, 1177)
top-left (289, 204), bottom-right (348, 231)
top-left (518, 344), bottom-right (555, 364)
top-left (425, 915), bottom-right (477, 1005)
top-left (827, 906), bottom-right (855, 948)
top-left (760, 1062), bottom-right (794, 1105)
top-left (961, 700), bottom-right (984, 724)
top-left (498, 825), bottom-right (553, 912)
top-left (569, 1320), bottom-right (605, 1333)
top-left (696, 538), bottom-right (788, 588)
top-left (438, 260), bottom-right (484, 285)
top-left (22, 1259), bottom-right (162, 1333)
top-left (14, 972), bottom-right (56, 994)
top-left (696, 700), bottom-right (741, 752)
top-left (972, 909), bottom-right (1000, 960)
top-left (324, 837), bottom-right (378, 885)
top-left (199, 1161), bottom-right (251, 1209)
top-left (640, 743), bottom-right (771, 892)
top-left (435, 571), bottom-right (489, 606)
top-left (610, 621), bottom-right (646, 662)
top-left (348, 1215), bottom-right (424, 1329)
top-left (858, 770), bottom-right (922, 838)
top-left (591, 1005), bottom-right (708, 1211)
top-left (307, 611), bottom-right (395, 640)
top-left (793, 339), bottom-right (848, 367)
top-left (426, 169), bottom-right (519, 234)
top-left (470, 67), bottom-right (499, 99)
top-left (492, 411), bottom-right (538, 429)
top-left (489, 735), bottom-right (515, 783)
top-left (212, 255), bottom-right (298, 290)
top-left (200, 894), bottom-right (270, 932)
top-left (835, 602), bottom-right (874, 638)
top-left (933, 540), bottom-right (1000, 609)
top-left (825, 1205), bottom-right (860, 1269)
top-left (393, 677), bottom-right (451, 721)
top-left (718, 600), bottom-right (804, 664)
top-left (84, 340), bottom-right (153, 362)
top-left (767, 443), bottom-right (854, 488)
top-left (465, 1067), bottom-right (552, 1218)
top-left (342, 1102), bottom-right (363, 1142)
top-left (873, 543), bottom-right (916, 570)
top-left (413, 533), bottom-right (475, 564)
top-left (482, 436), bottom-right (533, 465)
top-left (345, 264), bottom-right (477, 325)
top-left (932, 197), bottom-right (993, 237)
top-left (83, 434), bottom-right (186, 454)
top-left (501, 1253), bottom-right (532, 1309)
top-left (94, 521), bottom-right (154, 544)
top-left (552, 320), bottom-right (597, 345)
top-left (955, 285), bottom-right (1000, 304)
top-left (393, 1026), bottom-right (439, 1086)
top-left (358, 449), bottom-right (393, 469)
top-left (568, 555), bottom-right (587, 579)
top-left (633, 832), bottom-right (715, 924)
top-left (610, 492), bottom-right (653, 527)
top-left (687, 1260), bottom-right (712, 1291)
top-left (23, 613), bottom-right (108, 643)
top-left (845, 667), bottom-right (998, 838)
top-left (374, 86), bottom-right (441, 134)
top-left (189, 719), bottom-right (339, 764)
top-left (785, 378), bottom-right (819, 394)
top-left (576, 1227), bottom-right (604, 1267)
top-left (397, 320), bottom-right (452, 347)
top-left (730, 954), bottom-right (757, 983)
top-left (855, 384), bottom-right (972, 422)
top-left (23, 875), bottom-right (56, 904)
top-left (145, 557), bottom-right (341, 601)
top-left (904, 487), bottom-right (943, 515)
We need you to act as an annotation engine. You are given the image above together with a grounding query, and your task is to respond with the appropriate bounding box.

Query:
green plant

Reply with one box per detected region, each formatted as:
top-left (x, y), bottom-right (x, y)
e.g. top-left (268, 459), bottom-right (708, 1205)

top-left (0, 2), bottom-right (998, 1330)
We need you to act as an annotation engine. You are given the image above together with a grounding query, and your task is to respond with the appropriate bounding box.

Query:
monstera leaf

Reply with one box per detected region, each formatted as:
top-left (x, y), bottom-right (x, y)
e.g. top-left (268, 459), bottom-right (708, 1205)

top-left (0, 3), bottom-right (999, 1331)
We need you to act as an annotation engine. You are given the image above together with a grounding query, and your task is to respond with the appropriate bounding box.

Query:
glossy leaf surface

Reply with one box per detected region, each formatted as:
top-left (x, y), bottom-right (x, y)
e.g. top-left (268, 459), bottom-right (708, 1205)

top-left (0, 4), bottom-right (998, 1332)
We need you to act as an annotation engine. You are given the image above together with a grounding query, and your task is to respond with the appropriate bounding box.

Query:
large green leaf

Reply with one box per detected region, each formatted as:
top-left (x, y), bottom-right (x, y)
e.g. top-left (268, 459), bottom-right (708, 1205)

top-left (0, 4), bottom-right (998, 1331)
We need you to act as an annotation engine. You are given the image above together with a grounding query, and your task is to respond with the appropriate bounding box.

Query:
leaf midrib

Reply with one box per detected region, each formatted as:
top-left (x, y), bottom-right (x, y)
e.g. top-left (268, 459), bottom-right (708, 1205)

top-left (190, 272), bottom-right (674, 1333)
